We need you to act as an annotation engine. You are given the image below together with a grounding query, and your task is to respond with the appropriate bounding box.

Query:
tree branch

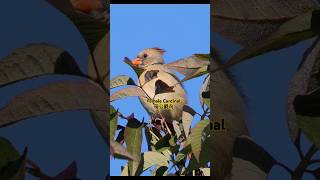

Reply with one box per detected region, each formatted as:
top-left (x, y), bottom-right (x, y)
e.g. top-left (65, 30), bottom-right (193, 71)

top-left (292, 144), bottom-right (318, 180)
top-left (294, 129), bottom-right (304, 160)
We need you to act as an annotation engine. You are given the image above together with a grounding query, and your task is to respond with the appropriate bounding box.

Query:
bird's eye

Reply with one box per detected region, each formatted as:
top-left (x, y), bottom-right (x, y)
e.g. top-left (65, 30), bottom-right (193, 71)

top-left (143, 54), bottom-right (148, 58)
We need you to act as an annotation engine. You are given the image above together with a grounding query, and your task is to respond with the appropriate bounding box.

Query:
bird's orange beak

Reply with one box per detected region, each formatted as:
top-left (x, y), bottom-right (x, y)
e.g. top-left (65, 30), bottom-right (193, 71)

top-left (132, 58), bottom-right (142, 65)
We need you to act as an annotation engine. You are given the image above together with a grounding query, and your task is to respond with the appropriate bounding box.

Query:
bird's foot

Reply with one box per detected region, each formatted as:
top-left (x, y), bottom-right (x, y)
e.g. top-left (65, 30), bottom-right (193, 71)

top-left (153, 117), bottom-right (172, 135)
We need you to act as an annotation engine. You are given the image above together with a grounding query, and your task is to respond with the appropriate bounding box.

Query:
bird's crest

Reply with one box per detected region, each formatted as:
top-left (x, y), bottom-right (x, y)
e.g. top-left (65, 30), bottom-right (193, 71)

top-left (151, 47), bottom-right (166, 54)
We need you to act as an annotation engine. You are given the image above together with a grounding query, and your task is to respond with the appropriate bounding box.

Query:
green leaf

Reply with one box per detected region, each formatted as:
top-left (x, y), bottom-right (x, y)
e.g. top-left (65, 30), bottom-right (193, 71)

top-left (189, 120), bottom-right (211, 164)
top-left (141, 151), bottom-right (169, 173)
top-left (199, 168), bottom-right (210, 176)
top-left (182, 105), bottom-right (197, 137)
top-left (121, 151), bottom-right (169, 177)
top-left (111, 140), bottom-right (134, 161)
top-left (172, 120), bottom-right (182, 138)
top-left (110, 75), bottom-right (136, 89)
top-left (0, 80), bottom-right (107, 128)
top-left (124, 57), bottom-right (144, 77)
top-left (213, 0), bottom-right (318, 46)
top-left (297, 115), bottom-right (320, 149)
top-left (89, 110), bottom-right (109, 145)
top-left (287, 38), bottom-right (320, 142)
top-left (45, 0), bottom-right (107, 51)
top-left (110, 86), bottom-right (148, 102)
top-left (0, 138), bottom-right (25, 180)
top-left (0, 146), bottom-right (27, 180)
top-left (87, 34), bottom-right (109, 147)
top-left (193, 54), bottom-right (210, 61)
top-left (213, 11), bottom-right (317, 74)
top-left (124, 119), bottom-right (143, 176)
top-left (110, 105), bottom-right (118, 140)
top-left (181, 65), bottom-right (209, 82)
top-left (165, 55), bottom-right (210, 76)
top-left (0, 43), bottom-right (83, 88)
top-left (231, 136), bottom-right (276, 179)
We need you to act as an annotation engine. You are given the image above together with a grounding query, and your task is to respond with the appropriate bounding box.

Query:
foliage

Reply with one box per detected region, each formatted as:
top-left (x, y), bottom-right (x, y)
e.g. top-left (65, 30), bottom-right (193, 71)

top-left (0, 0), bottom-right (120, 179)
top-left (213, 1), bottom-right (320, 179)
top-left (111, 54), bottom-right (211, 176)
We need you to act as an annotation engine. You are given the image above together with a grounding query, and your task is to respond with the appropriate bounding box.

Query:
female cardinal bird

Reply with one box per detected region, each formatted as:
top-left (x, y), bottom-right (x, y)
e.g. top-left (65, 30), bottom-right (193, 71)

top-left (131, 48), bottom-right (187, 134)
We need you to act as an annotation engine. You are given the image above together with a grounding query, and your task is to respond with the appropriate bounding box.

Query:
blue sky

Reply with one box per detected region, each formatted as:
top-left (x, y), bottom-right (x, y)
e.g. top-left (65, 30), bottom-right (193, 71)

top-left (110, 4), bottom-right (210, 176)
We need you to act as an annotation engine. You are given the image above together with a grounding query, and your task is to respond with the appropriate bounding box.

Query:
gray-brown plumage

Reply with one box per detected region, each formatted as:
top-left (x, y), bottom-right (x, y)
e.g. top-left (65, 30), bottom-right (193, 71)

top-left (131, 48), bottom-right (187, 133)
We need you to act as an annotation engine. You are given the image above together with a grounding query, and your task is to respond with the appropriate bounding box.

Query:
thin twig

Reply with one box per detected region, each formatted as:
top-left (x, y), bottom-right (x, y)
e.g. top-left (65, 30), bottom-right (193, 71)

top-left (292, 144), bottom-right (318, 180)
top-left (90, 51), bottom-right (108, 93)
top-left (276, 161), bottom-right (293, 174)
top-left (294, 129), bottom-right (304, 160)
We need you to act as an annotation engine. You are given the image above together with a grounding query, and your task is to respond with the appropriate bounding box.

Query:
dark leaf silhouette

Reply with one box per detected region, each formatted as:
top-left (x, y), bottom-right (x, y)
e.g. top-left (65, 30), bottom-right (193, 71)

top-left (116, 128), bottom-right (125, 144)
top-left (53, 161), bottom-right (77, 180)
top-left (154, 80), bottom-right (175, 95)
top-left (312, 10), bottom-right (320, 34)
top-left (231, 136), bottom-right (276, 179)
top-left (294, 89), bottom-right (320, 117)
top-left (0, 147), bottom-right (27, 180)
top-left (213, 0), bottom-right (318, 46)
top-left (0, 43), bottom-right (83, 88)
top-left (0, 138), bottom-right (26, 180)
top-left (0, 80), bottom-right (107, 128)
top-left (212, 11), bottom-right (317, 74)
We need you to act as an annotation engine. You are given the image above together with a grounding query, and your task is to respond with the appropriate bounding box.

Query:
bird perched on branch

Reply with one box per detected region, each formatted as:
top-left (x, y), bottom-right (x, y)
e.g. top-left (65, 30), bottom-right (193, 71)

top-left (131, 48), bottom-right (187, 134)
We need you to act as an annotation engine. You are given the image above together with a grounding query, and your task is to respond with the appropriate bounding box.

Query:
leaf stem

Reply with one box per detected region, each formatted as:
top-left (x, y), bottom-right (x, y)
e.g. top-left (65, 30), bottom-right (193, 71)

top-left (276, 161), bottom-right (293, 174)
top-left (26, 159), bottom-right (52, 179)
top-left (90, 51), bottom-right (108, 93)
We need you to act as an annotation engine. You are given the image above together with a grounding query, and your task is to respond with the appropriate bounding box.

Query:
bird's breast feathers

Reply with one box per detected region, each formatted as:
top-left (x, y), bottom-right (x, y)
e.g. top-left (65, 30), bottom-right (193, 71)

top-left (138, 65), bottom-right (187, 120)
